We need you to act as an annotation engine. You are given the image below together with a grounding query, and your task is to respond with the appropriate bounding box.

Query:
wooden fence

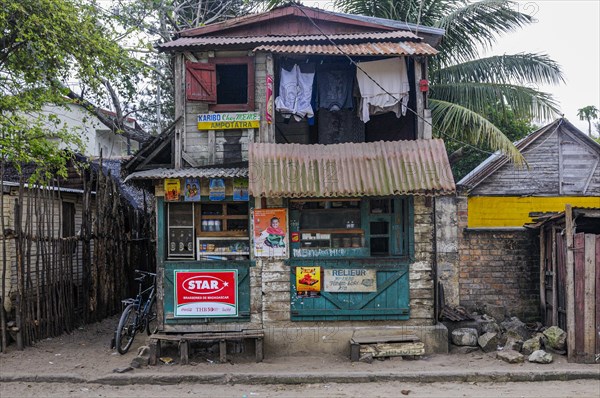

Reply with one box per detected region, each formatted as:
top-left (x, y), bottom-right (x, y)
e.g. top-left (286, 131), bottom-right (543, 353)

top-left (1, 162), bottom-right (155, 351)
top-left (538, 205), bottom-right (599, 363)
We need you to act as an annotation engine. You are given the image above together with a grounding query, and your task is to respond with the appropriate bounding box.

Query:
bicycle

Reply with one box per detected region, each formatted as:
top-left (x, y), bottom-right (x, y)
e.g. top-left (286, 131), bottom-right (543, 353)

top-left (114, 269), bottom-right (159, 354)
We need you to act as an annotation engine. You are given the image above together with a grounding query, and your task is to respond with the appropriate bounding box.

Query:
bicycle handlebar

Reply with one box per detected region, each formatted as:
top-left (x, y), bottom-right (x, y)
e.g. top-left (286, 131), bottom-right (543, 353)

top-left (134, 269), bottom-right (156, 277)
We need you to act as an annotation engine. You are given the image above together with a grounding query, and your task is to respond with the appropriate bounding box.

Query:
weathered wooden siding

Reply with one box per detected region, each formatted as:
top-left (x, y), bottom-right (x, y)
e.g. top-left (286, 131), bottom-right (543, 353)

top-left (473, 127), bottom-right (560, 196)
top-left (182, 51), bottom-right (266, 166)
top-left (472, 124), bottom-right (600, 197)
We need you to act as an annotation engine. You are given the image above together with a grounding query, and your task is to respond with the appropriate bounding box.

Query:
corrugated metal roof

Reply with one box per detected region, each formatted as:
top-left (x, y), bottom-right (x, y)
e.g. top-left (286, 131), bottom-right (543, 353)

top-left (248, 140), bottom-right (455, 198)
top-left (1, 181), bottom-right (92, 195)
top-left (159, 30), bottom-right (420, 49)
top-left (124, 167), bottom-right (248, 182)
top-left (253, 41), bottom-right (437, 56)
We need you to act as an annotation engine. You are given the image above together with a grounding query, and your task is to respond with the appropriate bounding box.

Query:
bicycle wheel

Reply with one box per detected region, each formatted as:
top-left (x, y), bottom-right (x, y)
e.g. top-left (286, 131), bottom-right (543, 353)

top-left (115, 303), bottom-right (138, 354)
top-left (145, 297), bottom-right (159, 335)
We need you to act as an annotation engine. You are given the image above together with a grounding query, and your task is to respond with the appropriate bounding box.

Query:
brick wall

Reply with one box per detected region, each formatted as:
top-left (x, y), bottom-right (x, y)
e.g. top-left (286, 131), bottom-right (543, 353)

top-left (457, 196), bottom-right (540, 321)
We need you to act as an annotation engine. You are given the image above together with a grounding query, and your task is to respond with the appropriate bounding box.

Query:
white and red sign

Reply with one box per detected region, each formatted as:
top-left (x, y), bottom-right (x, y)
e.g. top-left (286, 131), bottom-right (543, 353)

top-left (174, 270), bottom-right (238, 317)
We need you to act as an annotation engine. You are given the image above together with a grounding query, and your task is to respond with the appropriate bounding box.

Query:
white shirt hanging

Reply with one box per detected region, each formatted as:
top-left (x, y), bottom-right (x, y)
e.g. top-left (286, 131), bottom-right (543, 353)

top-left (356, 57), bottom-right (410, 123)
top-left (275, 64), bottom-right (315, 121)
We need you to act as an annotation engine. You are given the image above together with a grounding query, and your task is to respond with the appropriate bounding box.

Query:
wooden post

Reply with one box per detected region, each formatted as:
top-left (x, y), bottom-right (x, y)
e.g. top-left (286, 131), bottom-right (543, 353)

top-left (255, 337), bottom-right (264, 363)
top-left (208, 130), bottom-right (216, 164)
top-left (219, 339), bottom-right (227, 363)
top-left (174, 53), bottom-right (185, 169)
top-left (583, 234), bottom-right (596, 360)
top-left (179, 340), bottom-right (190, 365)
top-left (551, 226), bottom-right (558, 326)
top-left (595, 235), bottom-right (600, 358)
top-left (539, 226), bottom-right (546, 323)
top-left (414, 58), bottom-right (425, 139)
top-left (564, 204), bottom-right (575, 362)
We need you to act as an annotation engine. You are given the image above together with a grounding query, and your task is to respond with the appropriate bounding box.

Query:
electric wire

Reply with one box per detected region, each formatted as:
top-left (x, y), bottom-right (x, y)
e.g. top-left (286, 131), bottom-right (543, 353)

top-left (291, 2), bottom-right (498, 157)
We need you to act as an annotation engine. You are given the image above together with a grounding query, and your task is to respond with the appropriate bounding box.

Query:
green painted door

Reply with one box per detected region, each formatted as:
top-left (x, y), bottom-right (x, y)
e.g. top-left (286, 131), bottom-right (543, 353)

top-left (290, 260), bottom-right (410, 321)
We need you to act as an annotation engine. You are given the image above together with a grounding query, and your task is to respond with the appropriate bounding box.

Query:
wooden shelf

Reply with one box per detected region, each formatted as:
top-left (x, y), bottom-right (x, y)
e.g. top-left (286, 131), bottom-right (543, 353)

top-left (299, 229), bottom-right (363, 234)
top-left (197, 236), bottom-right (249, 241)
top-left (200, 215), bottom-right (248, 220)
top-left (197, 231), bottom-right (249, 238)
top-left (198, 252), bottom-right (250, 256)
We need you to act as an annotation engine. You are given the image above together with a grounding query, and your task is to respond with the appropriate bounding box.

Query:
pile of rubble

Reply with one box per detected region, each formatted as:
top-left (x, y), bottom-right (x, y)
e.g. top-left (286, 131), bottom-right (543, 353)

top-left (445, 307), bottom-right (567, 364)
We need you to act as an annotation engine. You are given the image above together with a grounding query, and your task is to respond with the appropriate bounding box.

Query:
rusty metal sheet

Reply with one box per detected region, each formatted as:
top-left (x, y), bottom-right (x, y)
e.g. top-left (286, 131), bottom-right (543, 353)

top-left (124, 167), bottom-right (248, 182)
top-left (253, 41), bottom-right (437, 56)
top-left (159, 30), bottom-right (421, 49)
top-left (248, 140), bottom-right (455, 198)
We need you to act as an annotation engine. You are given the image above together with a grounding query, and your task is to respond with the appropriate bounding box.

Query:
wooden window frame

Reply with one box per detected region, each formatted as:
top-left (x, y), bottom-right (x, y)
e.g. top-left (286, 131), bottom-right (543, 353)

top-left (210, 57), bottom-right (255, 112)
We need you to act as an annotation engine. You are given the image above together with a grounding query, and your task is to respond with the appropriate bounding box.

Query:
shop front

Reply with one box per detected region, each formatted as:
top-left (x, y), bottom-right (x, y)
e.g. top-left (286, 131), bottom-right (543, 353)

top-left (248, 140), bottom-right (455, 354)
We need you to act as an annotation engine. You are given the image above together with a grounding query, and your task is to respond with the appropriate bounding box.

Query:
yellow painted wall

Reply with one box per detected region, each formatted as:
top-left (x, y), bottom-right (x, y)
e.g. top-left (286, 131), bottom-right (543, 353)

top-left (468, 196), bottom-right (600, 227)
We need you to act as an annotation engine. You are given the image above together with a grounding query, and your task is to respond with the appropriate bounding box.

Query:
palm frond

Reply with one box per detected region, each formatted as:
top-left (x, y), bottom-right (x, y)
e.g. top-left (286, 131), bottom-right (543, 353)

top-left (435, 0), bottom-right (532, 65)
top-left (430, 99), bottom-right (526, 165)
top-left (433, 53), bottom-right (564, 86)
top-left (431, 82), bottom-right (561, 120)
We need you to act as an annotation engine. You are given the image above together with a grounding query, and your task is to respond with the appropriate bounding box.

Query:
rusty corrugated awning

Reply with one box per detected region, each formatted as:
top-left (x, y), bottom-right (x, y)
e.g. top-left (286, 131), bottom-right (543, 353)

top-left (158, 31), bottom-right (422, 50)
top-left (253, 41), bottom-right (437, 56)
top-left (124, 167), bottom-right (248, 183)
top-left (249, 140), bottom-right (455, 198)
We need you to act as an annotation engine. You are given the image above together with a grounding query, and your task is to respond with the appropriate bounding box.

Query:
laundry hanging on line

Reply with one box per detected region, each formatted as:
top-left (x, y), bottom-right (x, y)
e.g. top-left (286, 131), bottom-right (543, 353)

top-left (275, 63), bottom-right (315, 121)
top-left (356, 57), bottom-right (410, 123)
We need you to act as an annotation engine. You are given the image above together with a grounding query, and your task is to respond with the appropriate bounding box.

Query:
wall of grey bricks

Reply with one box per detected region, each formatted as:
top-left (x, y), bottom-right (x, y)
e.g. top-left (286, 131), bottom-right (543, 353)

top-left (456, 196), bottom-right (540, 321)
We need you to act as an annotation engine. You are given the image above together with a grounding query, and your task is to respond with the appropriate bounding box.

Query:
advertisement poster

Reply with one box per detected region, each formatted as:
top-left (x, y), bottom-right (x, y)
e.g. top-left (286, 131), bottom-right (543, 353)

top-left (164, 179), bottom-right (181, 201)
top-left (266, 75), bottom-right (274, 124)
top-left (253, 208), bottom-right (288, 258)
top-left (184, 178), bottom-right (201, 202)
top-left (174, 270), bottom-right (238, 317)
top-left (296, 266), bottom-right (321, 292)
top-left (233, 178), bottom-right (249, 201)
top-left (323, 269), bottom-right (377, 292)
top-left (209, 178), bottom-right (226, 201)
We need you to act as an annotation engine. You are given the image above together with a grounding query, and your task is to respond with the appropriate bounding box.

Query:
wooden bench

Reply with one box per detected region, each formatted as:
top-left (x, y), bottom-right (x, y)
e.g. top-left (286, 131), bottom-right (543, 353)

top-left (350, 334), bottom-right (424, 361)
top-left (148, 330), bottom-right (264, 365)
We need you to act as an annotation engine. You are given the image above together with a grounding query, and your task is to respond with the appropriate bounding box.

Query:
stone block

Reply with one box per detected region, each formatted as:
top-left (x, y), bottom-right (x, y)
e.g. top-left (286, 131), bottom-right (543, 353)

top-left (451, 328), bottom-right (478, 347)
top-left (542, 326), bottom-right (566, 351)
top-left (504, 335), bottom-right (523, 352)
top-left (501, 317), bottom-right (529, 340)
top-left (522, 337), bottom-right (541, 356)
top-left (528, 350), bottom-right (553, 364)
top-left (496, 349), bottom-right (524, 364)
top-left (478, 332), bottom-right (499, 353)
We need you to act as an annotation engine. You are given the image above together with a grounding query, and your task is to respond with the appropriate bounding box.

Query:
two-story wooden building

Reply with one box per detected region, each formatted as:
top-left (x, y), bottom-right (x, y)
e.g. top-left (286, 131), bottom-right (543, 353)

top-left (125, 4), bottom-right (455, 357)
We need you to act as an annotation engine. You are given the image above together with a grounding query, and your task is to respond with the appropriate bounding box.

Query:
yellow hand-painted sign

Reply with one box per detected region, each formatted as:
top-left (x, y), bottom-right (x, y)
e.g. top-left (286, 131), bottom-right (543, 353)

top-left (197, 112), bottom-right (260, 130)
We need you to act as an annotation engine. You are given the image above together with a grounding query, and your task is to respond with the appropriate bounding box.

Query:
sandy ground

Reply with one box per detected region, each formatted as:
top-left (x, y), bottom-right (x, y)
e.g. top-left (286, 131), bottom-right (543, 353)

top-left (0, 316), bottom-right (599, 397)
top-left (2, 379), bottom-right (600, 398)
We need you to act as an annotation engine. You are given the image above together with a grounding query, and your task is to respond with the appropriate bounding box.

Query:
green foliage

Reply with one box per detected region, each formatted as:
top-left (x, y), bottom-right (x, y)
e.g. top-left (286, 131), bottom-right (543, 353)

top-left (1, 0), bottom-right (145, 183)
top-left (577, 105), bottom-right (599, 136)
top-left (446, 107), bottom-right (535, 181)
top-left (333, 0), bottom-right (564, 164)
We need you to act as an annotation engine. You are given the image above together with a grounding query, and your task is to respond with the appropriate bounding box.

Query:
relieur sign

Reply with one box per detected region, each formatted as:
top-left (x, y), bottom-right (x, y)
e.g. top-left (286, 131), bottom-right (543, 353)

top-left (197, 112), bottom-right (260, 130)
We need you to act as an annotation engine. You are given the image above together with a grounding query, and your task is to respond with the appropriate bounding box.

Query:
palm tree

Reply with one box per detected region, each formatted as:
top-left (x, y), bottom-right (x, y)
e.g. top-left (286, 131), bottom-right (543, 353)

top-left (333, 0), bottom-right (565, 164)
top-left (577, 105), bottom-right (599, 137)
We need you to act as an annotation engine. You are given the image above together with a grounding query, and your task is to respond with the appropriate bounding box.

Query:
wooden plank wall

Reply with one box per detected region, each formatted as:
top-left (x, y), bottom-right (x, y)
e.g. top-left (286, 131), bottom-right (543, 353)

top-left (183, 51), bottom-right (266, 167)
top-left (571, 232), bottom-right (598, 363)
top-left (596, 235), bottom-right (600, 358)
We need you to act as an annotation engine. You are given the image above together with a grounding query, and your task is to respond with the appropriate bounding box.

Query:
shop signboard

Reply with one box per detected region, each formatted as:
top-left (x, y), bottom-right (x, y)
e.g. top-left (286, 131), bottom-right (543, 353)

top-left (296, 266), bottom-right (321, 292)
top-left (197, 112), bottom-right (260, 130)
top-left (164, 179), bottom-right (181, 201)
top-left (253, 208), bottom-right (288, 257)
top-left (174, 270), bottom-right (238, 317)
top-left (323, 269), bottom-right (377, 292)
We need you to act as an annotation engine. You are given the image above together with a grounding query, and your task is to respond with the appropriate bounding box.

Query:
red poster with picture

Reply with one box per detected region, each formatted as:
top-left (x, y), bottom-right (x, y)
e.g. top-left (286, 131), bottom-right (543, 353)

top-left (175, 270), bottom-right (237, 317)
